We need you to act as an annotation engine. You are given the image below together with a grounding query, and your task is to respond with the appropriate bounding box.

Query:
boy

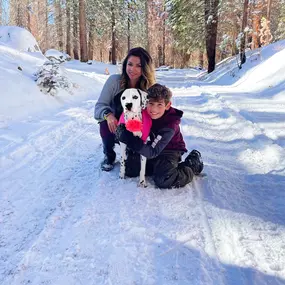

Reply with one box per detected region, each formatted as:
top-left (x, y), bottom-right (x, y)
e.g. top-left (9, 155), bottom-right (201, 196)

top-left (116, 83), bottom-right (203, 189)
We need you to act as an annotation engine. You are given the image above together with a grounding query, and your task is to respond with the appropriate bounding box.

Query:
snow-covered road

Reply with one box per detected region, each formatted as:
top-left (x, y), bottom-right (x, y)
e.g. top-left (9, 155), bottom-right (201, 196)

top-left (1, 67), bottom-right (285, 285)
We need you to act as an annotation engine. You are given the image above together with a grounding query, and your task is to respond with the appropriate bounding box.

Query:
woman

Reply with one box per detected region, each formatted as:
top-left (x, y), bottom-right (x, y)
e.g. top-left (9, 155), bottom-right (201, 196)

top-left (94, 47), bottom-right (155, 171)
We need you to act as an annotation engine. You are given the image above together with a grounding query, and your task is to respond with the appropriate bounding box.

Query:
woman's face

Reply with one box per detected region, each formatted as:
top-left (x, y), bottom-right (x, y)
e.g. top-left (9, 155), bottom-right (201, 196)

top-left (126, 56), bottom-right (142, 83)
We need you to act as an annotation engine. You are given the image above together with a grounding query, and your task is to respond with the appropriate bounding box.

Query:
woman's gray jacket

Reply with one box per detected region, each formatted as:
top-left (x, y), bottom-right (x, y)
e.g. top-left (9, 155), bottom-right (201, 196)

top-left (94, 74), bottom-right (123, 122)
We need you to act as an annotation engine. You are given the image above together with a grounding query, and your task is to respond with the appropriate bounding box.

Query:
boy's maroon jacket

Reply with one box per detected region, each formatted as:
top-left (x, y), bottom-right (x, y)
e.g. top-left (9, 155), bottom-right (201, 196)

top-left (150, 107), bottom-right (187, 154)
top-left (116, 106), bottom-right (187, 159)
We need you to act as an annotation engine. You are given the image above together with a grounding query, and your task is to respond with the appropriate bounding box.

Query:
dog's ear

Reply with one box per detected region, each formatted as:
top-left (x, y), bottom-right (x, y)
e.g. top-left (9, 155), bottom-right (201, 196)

top-left (137, 89), bottom-right (149, 109)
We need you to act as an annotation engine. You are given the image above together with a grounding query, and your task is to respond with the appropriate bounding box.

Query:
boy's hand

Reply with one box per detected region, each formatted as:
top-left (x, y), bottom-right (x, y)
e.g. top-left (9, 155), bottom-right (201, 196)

top-left (116, 124), bottom-right (143, 152)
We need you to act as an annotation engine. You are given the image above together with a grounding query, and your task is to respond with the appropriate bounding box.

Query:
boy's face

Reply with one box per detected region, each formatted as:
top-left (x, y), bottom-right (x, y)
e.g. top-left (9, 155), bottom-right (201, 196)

top-left (147, 98), bottom-right (171, 120)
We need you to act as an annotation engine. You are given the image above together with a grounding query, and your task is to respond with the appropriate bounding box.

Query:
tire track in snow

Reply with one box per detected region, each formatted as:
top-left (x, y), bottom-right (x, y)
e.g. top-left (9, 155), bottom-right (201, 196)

top-left (190, 177), bottom-right (226, 285)
top-left (185, 90), bottom-right (285, 282)
top-left (1, 101), bottom-right (102, 284)
top-left (1, 138), bottom-right (103, 285)
top-left (0, 121), bottom-right (94, 181)
top-left (206, 90), bottom-right (275, 145)
top-left (0, 124), bottom-right (54, 155)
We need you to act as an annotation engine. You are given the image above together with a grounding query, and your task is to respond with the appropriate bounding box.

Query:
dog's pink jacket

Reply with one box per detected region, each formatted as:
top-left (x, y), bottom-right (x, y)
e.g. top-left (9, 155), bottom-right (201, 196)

top-left (119, 109), bottom-right (152, 142)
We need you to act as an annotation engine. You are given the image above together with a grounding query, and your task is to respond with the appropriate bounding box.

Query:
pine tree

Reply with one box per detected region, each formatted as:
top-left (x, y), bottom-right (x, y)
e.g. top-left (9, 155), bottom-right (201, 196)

top-left (167, 0), bottom-right (205, 68)
top-left (274, 1), bottom-right (285, 41)
top-left (9, 0), bottom-right (28, 28)
top-left (218, 0), bottom-right (243, 57)
top-left (35, 61), bottom-right (72, 96)
top-left (259, 17), bottom-right (273, 45)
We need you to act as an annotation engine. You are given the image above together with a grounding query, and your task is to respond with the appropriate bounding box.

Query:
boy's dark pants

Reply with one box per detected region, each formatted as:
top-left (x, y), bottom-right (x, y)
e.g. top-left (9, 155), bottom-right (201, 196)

top-left (125, 150), bottom-right (194, 189)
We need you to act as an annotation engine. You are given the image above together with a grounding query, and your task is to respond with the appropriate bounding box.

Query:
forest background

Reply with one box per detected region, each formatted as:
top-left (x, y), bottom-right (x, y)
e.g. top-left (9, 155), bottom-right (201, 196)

top-left (1, 0), bottom-right (285, 73)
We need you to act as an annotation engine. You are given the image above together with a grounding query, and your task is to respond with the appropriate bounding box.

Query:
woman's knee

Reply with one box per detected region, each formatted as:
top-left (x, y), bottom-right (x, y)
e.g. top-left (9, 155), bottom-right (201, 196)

top-left (99, 120), bottom-right (112, 138)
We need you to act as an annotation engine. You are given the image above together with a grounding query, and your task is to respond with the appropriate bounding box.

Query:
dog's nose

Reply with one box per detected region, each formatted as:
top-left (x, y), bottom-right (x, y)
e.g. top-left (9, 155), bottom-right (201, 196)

top-left (125, 103), bottom-right (132, 111)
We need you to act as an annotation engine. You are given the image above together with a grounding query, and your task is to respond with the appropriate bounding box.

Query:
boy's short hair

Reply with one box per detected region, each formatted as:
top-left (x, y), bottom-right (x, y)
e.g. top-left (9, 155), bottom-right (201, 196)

top-left (147, 83), bottom-right (172, 105)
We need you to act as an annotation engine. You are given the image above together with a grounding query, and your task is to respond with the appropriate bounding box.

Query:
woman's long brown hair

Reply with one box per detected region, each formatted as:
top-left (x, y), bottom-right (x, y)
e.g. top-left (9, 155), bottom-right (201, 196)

top-left (120, 47), bottom-right (155, 91)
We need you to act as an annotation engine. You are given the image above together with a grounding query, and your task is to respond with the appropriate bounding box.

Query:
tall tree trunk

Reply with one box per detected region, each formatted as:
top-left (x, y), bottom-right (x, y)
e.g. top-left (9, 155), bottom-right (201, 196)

top-left (45, 0), bottom-right (49, 52)
top-left (267, 0), bottom-right (272, 20)
top-left (88, 21), bottom-right (95, 60)
top-left (145, 0), bottom-right (149, 52)
top-left (111, 0), bottom-right (116, 65)
top-left (0, 0), bottom-right (2, 25)
top-left (127, 1), bottom-right (131, 52)
top-left (12, 0), bottom-right (27, 27)
top-left (240, 0), bottom-right (249, 67)
top-left (73, 0), bottom-right (79, 60)
top-left (232, 21), bottom-right (239, 56)
top-left (55, 0), bottom-right (64, 51)
top-left (162, 22), bottom-right (166, 65)
top-left (66, 0), bottom-right (72, 56)
top-left (183, 50), bottom-right (191, 68)
top-left (205, 0), bottom-right (219, 73)
top-left (27, 8), bottom-right (31, 32)
top-left (158, 45), bottom-right (163, 66)
top-left (27, 1), bottom-right (33, 33)
top-left (266, 0), bottom-right (273, 43)
top-left (26, 1), bottom-right (37, 38)
top-left (251, 1), bottom-right (261, 49)
top-left (162, 5), bottom-right (166, 65)
top-left (199, 48), bottom-right (204, 68)
top-left (171, 46), bottom-right (175, 67)
top-left (79, 0), bottom-right (88, 62)
top-left (252, 15), bottom-right (260, 49)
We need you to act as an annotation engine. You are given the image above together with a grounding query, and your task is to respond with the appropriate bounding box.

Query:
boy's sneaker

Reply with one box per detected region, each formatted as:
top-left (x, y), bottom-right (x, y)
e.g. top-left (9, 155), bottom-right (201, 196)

top-left (101, 156), bottom-right (115, 171)
top-left (185, 150), bottom-right (203, 175)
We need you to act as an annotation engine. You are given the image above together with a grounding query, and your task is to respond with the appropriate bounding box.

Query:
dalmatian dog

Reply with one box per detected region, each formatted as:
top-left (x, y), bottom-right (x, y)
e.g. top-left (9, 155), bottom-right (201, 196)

top-left (118, 88), bottom-right (151, 187)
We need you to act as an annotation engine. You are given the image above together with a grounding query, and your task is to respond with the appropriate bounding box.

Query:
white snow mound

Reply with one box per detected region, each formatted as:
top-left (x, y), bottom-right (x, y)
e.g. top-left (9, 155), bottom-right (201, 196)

top-left (45, 49), bottom-right (71, 63)
top-left (0, 26), bottom-right (42, 53)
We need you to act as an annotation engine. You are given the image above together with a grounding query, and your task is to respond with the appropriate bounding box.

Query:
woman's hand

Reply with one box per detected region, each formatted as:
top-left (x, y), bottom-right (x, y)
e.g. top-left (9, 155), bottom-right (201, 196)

top-left (106, 113), bottom-right (118, 133)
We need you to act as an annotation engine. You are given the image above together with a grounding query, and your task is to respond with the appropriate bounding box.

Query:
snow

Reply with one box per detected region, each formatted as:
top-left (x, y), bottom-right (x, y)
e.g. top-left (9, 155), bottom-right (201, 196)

top-left (45, 49), bottom-right (71, 63)
top-left (0, 26), bottom-right (42, 53)
top-left (1, 30), bottom-right (285, 285)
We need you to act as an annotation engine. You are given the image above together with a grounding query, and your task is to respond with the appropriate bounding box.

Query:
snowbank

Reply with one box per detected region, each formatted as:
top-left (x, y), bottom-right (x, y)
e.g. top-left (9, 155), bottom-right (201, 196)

top-left (201, 40), bottom-right (285, 88)
top-left (0, 26), bottom-right (42, 53)
top-left (45, 49), bottom-right (71, 63)
top-left (0, 27), bottom-right (120, 125)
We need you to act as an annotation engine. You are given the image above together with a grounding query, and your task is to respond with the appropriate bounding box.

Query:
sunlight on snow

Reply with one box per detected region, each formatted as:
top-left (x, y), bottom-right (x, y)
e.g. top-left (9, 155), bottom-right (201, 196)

top-left (238, 144), bottom-right (285, 174)
top-left (181, 109), bottom-right (261, 142)
top-left (209, 208), bottom-right (285, 278)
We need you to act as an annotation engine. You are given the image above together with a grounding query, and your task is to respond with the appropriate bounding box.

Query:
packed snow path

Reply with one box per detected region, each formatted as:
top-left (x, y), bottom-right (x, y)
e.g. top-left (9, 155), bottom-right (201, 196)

top-left (1, 70), bottom-right (285, 285)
